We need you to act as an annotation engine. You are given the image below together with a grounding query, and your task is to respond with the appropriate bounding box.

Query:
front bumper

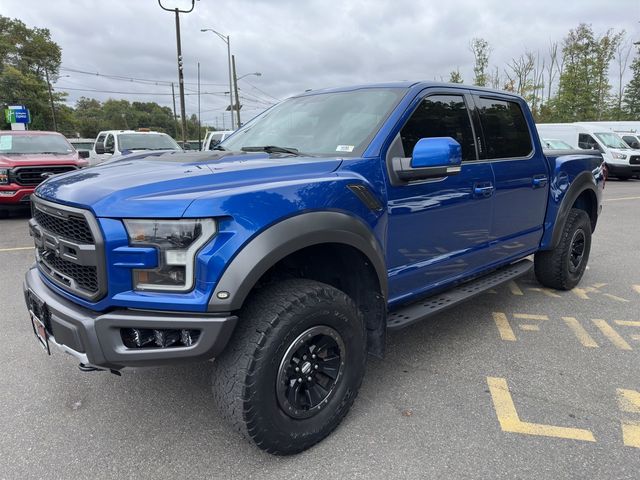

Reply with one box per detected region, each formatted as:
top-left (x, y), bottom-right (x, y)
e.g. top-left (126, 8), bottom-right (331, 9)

top-left (606, 163), bottom-right (640, 177)
top-left (23, 267), bottom-right (238, 370)
top-left (0, 185), bottom-right (34, 206)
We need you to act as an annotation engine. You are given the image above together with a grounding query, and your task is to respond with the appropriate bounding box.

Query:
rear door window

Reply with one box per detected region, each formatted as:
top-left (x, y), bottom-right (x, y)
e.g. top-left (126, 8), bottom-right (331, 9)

top-left (475, 97), bottom-right (533, 159)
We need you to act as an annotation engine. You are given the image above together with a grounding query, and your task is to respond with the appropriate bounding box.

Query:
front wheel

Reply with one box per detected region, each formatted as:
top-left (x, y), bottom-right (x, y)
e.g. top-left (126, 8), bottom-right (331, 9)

top-left (212, 279), bottom-right (366, 455)
top-left (534, 208), bottom-right (592, 290)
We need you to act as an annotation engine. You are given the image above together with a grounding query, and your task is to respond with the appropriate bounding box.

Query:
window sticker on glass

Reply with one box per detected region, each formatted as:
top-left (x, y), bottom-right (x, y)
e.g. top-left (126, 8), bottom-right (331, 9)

top-left (0, 135), bottom-right (12, 150)
top-left (336, 145), bottom-right (354, 152)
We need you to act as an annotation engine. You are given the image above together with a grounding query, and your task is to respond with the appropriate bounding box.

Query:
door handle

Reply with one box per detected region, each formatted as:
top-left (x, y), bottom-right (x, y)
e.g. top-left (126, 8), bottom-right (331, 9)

top-left (473, 184), bottom-right (494, 198)
top-left (532, 175), bottom-right (548, 188)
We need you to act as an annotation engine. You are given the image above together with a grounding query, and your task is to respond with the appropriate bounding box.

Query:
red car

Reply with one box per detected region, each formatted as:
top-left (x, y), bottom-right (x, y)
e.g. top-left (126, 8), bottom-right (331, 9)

top-left (0, 131), bottom-right (89, 213)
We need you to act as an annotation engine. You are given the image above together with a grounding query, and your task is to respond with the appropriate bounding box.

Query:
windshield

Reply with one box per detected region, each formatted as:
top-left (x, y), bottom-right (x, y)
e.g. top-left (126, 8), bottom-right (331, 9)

top-left (594, 132), bottom-right (628, 149)
top-left (222, 88), bottom-right (405, 157)
top-left (543, 138), bottom-right (574, 149)
top-left (118, 134), bottom-right (180, 151)
top-left (0, 134), bottom-right (74, 155)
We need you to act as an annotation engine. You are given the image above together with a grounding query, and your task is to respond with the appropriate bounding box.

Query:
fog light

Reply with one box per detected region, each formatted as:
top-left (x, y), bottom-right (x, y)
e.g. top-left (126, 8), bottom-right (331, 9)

top-left (122, 328), bottom-right (155, 348)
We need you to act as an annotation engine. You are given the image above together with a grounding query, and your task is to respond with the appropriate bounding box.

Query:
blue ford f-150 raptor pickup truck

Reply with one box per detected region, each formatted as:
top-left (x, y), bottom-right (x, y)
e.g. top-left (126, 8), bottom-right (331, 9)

top-left (23, 82), bottom-right (604, 454)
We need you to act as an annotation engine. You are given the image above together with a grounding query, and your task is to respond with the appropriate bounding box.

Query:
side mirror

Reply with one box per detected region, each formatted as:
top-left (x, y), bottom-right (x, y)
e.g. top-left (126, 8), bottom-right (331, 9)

top-left (78, 150), bottom-right (90, 159)
top-left (631, 141), bottom-right (640, 149)
top-left (392, 137), bottom-right (462, 181)
top-left (94, 142), bottom-right (105, 154)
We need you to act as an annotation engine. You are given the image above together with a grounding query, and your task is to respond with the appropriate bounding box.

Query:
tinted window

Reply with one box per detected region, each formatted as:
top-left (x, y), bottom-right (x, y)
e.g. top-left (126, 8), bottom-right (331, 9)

top-left (105, 134), bottom-right (115, 151)
top-left (400, 95), bottom-right (476, 161)
top-left (578, 133), bottom-right (598, 150)
top-left (476, 97), bottom-right (532, 159)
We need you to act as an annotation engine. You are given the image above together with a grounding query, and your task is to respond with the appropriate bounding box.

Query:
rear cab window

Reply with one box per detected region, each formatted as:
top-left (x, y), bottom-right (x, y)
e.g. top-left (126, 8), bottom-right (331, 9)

top-left (475, 97), bottom-right (533, 159)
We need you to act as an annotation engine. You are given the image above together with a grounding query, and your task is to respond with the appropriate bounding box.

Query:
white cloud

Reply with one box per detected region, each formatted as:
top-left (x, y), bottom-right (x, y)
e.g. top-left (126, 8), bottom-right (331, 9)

top-left (2, 0), bottom-right (638, 126)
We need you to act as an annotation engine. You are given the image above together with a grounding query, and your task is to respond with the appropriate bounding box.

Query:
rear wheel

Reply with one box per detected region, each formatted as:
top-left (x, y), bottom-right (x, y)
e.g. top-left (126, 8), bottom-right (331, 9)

top-left (212, 279), bottom-right (366, 455)
top-left (534, 208), bottom-right (592, 290)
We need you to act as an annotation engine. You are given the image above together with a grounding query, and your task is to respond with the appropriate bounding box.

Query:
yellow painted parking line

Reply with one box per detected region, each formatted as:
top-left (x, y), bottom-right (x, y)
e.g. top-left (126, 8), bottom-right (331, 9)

top-left (519, 324), bottom-right (540, 331)
top-left (0, 246), bottom-right (33, 252)
top-left (592, 283), bottom-right (608, 289)
top-left (527, 287), bottom-right (562, 298)
top-left (487, 377), bottom-right (595, 442)
top-left (572, 287), bottom-right (591, 299)
top-left (618, 389), bottom-right (640, 414)
top-left (617, 389), bottom-right (640, 448)
top-left (606, 196), bottom-right (640, 202)
top-left (621, 422), bottom-right (640, 448)
top-left (593, 319), bottom-right (632, 350)
top-left (514, 314), bottom-right (549, 321)
top-left (562, 317), bottom-right (599, 348)
top-left (631, 334), bottom-right (640, 341)
top-left (615, 321), bottom-right (640, 328)
top-left (603, 293), bottom-right (630, 303)
top-left (633, 285), bottom-right (640, 295)
top-left (508, 281), bottom-right (523, 296)
top-left (492, 312), bottom-right (516, 341)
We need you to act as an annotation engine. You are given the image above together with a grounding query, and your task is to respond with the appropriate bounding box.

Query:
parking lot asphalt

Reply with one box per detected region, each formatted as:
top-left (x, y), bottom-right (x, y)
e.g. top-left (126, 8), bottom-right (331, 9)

top-left (1, 180), bottom-right (639, 480)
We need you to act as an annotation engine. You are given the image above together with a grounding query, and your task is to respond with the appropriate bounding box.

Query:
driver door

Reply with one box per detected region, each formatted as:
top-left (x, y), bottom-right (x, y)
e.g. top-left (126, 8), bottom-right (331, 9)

top-left (385, 90), bottom-right (495, 306)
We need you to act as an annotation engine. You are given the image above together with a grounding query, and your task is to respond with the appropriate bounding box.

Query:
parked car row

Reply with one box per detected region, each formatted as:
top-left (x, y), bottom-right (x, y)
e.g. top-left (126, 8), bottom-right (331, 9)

top-left (537, 121), bottom-right (640, 180)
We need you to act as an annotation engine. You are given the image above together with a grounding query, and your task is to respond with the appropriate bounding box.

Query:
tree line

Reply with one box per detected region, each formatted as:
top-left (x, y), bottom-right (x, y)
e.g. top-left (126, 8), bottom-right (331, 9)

top-left (2, 15), bottom-right (639, 138)
top-left (456, 23), bottom-right (639, 122)
top-left (0, 15), bottom-right (206, 139)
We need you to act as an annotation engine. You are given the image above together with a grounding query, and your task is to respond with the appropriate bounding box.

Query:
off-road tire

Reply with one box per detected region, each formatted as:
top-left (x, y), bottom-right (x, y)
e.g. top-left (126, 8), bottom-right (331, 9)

top-left (534, 208), bottom-right (592, 290)
top-left (212, 279), bottom-right (366, 455)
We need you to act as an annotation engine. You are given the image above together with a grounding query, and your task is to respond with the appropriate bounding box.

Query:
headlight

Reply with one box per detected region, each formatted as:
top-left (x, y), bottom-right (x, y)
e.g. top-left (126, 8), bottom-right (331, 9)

top-left (124, 218), bottom-right (217, 292)
top-left (0, 169), bottom-right (8, 185)
top-left (612, 152), bottom-right (627, 160)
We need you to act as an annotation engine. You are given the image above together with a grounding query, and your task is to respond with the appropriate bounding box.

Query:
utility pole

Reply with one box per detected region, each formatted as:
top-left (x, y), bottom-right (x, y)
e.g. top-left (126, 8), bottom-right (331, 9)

top-left (158, 0), bottom-right (197, 145)
top-left (197, 62), bottom-right (202, 149)
top-left (171, 82), bottom-right (178, 138)
top-left (232, 55), bottom-right (241, 128)
top-left (44, 66), bottom-right (57, 132)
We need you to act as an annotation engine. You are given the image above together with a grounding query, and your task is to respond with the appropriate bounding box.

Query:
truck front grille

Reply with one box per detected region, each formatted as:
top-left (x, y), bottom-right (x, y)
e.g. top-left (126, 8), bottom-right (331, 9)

top-left (29, 196), bottom-right (106, 301)
top-left (32, 208), bottom-right (94, 244)
top-left (13, 166), bottom-right (77, 186)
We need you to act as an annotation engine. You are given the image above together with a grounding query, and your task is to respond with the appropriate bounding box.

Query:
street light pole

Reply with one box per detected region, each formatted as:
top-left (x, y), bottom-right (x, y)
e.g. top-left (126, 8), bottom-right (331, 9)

top-left (200, 28), bottom-right (234, 130)
top-left (233, 71), bottom-right (262, 128)
top-left (158, 0), bottom-right (197, 144)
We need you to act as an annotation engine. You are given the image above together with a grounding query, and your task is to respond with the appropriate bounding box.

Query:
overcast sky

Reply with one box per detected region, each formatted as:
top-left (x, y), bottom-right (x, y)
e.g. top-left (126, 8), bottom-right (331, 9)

top-left (1, 0), bottom-right (638, 128)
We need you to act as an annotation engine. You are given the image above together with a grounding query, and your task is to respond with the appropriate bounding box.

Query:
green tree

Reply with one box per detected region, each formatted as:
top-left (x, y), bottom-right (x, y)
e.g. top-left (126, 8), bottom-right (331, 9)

top-left (0, 16), bottom-right (64, 130)
top-left (448, 69), bottom-right (463, 84)
top-left (470, 38), bottom-right (491, 87)
top-left (552, 24), bottom-right (622, 122)
top-left (623, 46), bottom-right (640, 119)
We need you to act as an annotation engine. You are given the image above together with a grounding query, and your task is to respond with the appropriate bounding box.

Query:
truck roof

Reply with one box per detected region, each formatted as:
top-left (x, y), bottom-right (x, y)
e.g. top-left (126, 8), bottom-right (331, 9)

top-left (2, 130), bottom-right (65, 136)
top-left (296, 81), bottom-right (526, 101)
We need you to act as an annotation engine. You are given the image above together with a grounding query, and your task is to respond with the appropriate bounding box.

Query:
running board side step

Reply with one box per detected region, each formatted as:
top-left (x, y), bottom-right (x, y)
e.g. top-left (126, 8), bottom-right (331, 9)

top-left (387, 259), bottom-right (533, 331)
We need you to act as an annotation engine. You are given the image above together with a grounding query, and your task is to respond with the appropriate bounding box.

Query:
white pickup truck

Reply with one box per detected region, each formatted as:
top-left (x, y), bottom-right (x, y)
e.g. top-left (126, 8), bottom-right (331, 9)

top-left (91, 130), bottom-right (182, 164)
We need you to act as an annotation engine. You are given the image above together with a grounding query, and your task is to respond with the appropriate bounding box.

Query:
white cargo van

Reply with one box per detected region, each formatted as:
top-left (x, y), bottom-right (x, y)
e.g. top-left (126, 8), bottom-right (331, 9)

top-left (537, 123), bottom-right (640, 179)
top-left (579, 121), bottom-right (640, 149)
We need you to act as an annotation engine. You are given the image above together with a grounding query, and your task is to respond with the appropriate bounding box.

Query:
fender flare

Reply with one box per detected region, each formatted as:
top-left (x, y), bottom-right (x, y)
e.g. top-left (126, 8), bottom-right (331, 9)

top-left (545, 170), bottom-right (598, 250)
top-left (207, 211), bottom-right (387, 312)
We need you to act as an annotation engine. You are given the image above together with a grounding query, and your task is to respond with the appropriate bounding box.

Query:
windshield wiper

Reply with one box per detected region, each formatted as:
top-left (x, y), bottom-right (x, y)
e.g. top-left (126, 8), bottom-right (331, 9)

top-left (241, 145), bottom-right (302, 156)
top-left (40, 151), bottom-right (68, 155)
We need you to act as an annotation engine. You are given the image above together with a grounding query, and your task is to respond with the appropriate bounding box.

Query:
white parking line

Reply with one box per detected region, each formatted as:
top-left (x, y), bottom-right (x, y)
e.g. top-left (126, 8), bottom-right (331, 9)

top-left (0, 246), bottom-right (33, 252)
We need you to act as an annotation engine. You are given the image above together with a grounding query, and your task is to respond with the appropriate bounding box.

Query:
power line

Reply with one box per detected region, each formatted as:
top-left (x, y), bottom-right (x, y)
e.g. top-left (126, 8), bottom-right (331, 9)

top-left (60, 66), bottom-right (228, 87)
